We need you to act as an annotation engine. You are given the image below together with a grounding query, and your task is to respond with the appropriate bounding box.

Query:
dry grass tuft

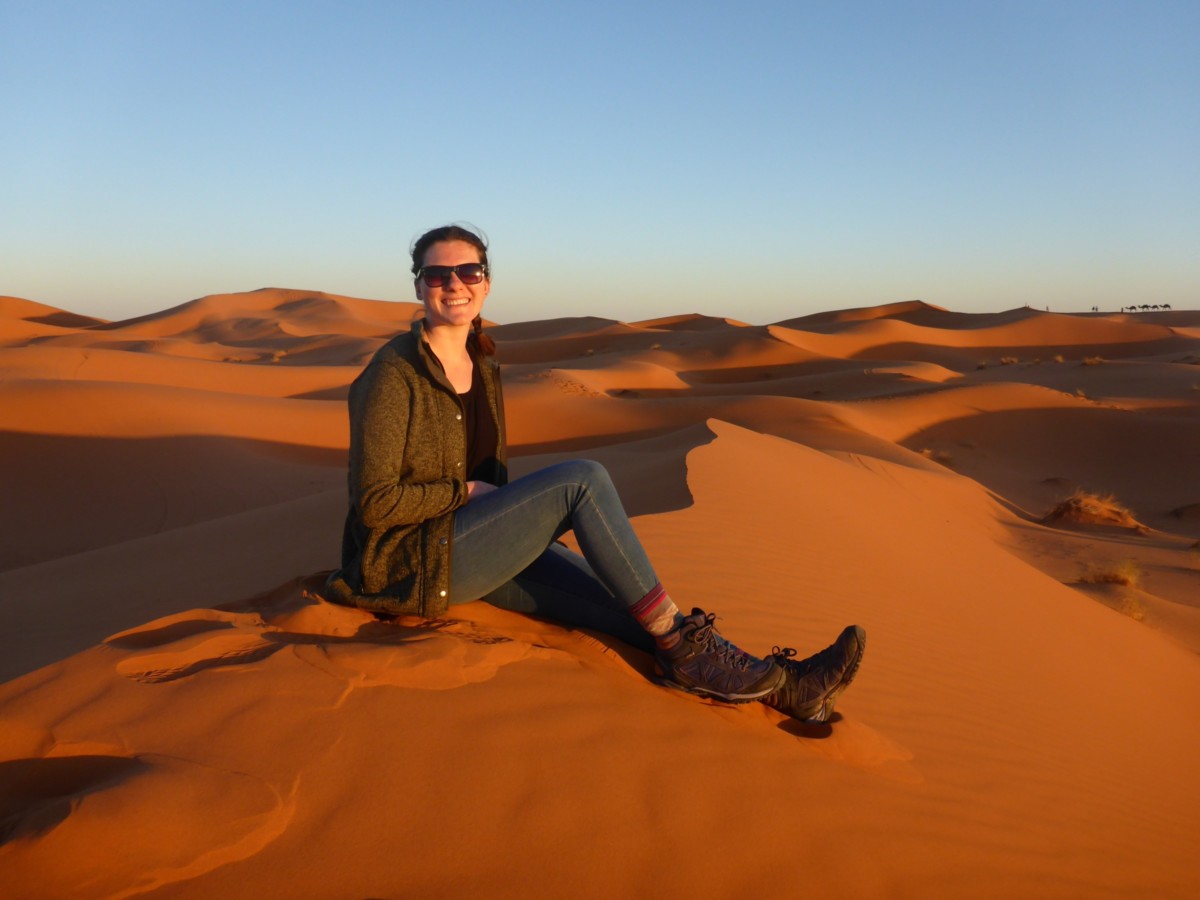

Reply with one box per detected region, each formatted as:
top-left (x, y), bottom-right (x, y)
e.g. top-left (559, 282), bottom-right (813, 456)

top-left (1052, 354), bottom-right (1065, 363)
top-left (1079, 558), bottom-right (1142, 587)
top-left (1076, 564), bottom-right (1148, 621)
top-left (999, 356), bottom-right (1019, 365)
top-left (1082, 356), bottom-right (1105, 366)
top-left (1043, 490), bottom-right (1146, 532)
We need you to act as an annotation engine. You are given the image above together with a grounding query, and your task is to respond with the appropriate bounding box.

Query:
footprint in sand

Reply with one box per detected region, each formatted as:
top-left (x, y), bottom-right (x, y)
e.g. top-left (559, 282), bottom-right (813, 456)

top-left (109, 609), bottom-right (278, 683)
top-left (106, 589), bottom-right (568, 690)
top-left (115, 631), bottom-right (278, 683)
top-left (104, 607), bottom-right (264, 649)
top-left (292, 627), bottom-right (561, 693)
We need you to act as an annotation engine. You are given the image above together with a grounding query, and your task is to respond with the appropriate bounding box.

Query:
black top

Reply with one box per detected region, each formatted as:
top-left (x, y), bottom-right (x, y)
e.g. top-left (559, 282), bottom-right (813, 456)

top-left (459, 365), bottom-right (501, 485)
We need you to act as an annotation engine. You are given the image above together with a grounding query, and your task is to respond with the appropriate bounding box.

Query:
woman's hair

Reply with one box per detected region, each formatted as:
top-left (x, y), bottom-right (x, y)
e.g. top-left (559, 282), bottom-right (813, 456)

top-left (410, 223), bottom-right (495, 356)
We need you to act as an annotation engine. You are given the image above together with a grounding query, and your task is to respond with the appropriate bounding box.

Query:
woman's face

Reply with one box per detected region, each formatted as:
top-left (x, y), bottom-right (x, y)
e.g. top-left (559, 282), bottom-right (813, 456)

top-left (415, 239), bottom-right (490, 330)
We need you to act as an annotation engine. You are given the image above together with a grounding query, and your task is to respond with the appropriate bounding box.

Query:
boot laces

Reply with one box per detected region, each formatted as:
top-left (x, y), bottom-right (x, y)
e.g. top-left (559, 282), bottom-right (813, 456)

top-left (693, 614), bottom-right (754, 671)
top-left (771, 645), bottom-right (819, 678)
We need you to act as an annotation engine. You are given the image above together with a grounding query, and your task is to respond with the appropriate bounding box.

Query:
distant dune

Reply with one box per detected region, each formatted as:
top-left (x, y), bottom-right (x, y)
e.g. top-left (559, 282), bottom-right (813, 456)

top-left (2, 290), bottom-right (1198, 897)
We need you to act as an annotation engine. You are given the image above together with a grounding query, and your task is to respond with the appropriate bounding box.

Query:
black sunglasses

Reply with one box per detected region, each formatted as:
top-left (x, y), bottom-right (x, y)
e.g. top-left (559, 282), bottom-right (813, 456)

top-left (416, 263), bottom-right (488, 288)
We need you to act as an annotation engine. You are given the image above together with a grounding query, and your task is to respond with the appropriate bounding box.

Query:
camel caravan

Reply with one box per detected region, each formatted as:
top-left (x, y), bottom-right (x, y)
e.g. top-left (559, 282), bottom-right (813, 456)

top-left (1121, 303), bottom-right (1173, 312)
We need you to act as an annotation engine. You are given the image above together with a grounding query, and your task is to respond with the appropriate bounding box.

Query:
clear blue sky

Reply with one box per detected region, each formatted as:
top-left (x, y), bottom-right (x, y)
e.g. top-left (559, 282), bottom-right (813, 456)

top-left (3, 0), bottom-right (1197, 324)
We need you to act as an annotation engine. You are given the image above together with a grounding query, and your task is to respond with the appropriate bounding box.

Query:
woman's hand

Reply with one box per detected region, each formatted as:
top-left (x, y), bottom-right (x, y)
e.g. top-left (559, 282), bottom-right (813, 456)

top-left (466, 481), bottom-right (498, 501)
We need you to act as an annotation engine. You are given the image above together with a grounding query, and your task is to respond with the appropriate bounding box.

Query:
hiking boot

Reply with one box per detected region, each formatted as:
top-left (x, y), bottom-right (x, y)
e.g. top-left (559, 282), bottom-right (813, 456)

top-left (656, 608), bottom-right (786, 703)
top-left (762, 625), bottom-right (866, 723)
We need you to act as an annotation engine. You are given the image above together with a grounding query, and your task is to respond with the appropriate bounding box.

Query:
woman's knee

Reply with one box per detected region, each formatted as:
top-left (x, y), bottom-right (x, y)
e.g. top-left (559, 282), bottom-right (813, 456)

top-left (551, 458), bottom-right (611, 490)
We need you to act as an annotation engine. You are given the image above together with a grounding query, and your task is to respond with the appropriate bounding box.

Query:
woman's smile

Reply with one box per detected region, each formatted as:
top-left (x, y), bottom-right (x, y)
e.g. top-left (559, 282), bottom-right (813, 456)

top-left (415, 239), bottom-right (490, 329)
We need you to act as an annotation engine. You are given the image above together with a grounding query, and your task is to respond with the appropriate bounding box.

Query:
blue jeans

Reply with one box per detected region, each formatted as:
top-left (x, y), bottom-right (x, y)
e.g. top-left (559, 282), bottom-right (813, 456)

top-left (450, 460), bottom-right (657, 652)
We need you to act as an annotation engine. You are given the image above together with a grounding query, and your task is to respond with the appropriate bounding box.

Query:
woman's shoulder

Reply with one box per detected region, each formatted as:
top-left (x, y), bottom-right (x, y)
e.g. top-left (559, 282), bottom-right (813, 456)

top-left (373, 330), bottom-right (421, 364)
top-left (350, 330), bottom-right (425, 393)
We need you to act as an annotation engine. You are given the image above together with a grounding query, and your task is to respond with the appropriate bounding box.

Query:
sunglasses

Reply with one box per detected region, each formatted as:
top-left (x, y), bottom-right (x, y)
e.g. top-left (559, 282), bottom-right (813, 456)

top-left (416, 263), bottom-right (488, 288)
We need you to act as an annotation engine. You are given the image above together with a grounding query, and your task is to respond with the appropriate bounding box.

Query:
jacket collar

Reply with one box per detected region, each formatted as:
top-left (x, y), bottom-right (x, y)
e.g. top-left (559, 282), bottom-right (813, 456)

top-left (410, 317), bottom-right (461, 395)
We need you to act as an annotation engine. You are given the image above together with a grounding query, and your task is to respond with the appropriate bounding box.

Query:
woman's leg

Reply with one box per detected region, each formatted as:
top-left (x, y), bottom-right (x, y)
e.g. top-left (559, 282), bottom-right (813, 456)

top-left (450, 459), bottom-right (661, 614)
top-left (450, 459), bottom-right (783, 701)
top-left (478, 543), bottom-right (655, 653)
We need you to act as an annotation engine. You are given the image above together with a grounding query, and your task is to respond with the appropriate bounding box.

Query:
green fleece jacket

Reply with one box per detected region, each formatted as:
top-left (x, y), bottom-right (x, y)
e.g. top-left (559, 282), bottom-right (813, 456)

top-left (324, 319), bottom-right (508, 616)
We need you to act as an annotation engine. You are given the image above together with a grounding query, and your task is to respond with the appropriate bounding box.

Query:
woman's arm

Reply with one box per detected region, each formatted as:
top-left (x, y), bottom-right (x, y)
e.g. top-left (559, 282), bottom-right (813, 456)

top-left (350, 360), bottom-right (468, 529)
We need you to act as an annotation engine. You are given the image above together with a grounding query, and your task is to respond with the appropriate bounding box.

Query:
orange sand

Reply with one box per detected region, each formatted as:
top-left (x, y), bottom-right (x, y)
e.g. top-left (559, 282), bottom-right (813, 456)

top-left (2, 292), bottom-right (1199, 898)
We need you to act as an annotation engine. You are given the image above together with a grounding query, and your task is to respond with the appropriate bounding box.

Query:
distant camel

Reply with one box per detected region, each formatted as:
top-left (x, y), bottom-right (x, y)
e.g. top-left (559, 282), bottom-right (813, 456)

top-left (1163, 303), bottom-right (1172, 310)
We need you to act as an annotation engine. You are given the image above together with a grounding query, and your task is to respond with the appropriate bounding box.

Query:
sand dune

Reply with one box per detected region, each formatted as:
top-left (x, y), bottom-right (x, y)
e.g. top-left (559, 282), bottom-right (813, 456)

top-left (0, 297), bottom-right (109, 346)
top-left (1, 291), bottom-right (1198, 897)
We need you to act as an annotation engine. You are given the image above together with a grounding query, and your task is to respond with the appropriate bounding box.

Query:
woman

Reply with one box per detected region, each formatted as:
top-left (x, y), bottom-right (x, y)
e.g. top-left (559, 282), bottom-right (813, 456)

top-left (325, 224), bottom-right (865, 720)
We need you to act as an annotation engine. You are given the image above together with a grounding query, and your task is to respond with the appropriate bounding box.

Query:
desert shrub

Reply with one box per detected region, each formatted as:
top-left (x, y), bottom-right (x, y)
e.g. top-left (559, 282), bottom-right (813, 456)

top-left (1000, 356), bottom-right (1019, 365)
top-left (1052, 354), bottom-right (1065, 363)
top-left (976, 360), bottom-right (989, 370)
top-left (1043, 490), bottom-right (1144, 531)
top-left (1082, 356), bottom-right (1104, 366)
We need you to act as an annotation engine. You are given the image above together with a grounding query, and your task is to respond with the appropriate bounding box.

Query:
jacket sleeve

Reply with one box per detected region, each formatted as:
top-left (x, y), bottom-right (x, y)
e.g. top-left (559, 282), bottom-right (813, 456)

top-left (350, 359), bottom-right (468, 530)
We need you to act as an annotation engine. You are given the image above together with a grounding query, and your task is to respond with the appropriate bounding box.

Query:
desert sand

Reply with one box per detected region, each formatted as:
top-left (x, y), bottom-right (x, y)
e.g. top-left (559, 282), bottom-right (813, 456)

top-left (2, 289), bottom-right (1199, 898)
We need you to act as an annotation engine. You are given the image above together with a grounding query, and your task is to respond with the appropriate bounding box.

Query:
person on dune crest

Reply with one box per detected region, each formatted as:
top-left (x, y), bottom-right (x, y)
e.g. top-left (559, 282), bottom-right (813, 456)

top-left (324, 223), bottom-right (864, 722)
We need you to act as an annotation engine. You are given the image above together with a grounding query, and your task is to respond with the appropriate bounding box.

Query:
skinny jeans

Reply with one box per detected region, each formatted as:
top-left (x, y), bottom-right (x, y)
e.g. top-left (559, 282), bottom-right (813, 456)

top-left (449, 459), bottom-right (657, 652)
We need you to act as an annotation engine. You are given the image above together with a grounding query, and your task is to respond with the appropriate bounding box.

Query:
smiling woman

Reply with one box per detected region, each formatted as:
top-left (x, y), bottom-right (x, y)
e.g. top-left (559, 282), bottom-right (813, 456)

top-left (321, 223), bottom-right (866, 721)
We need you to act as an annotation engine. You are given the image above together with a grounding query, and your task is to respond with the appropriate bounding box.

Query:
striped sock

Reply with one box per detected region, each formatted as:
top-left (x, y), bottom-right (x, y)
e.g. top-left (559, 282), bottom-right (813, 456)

top-left (629, 584), bottom-right (682, 647)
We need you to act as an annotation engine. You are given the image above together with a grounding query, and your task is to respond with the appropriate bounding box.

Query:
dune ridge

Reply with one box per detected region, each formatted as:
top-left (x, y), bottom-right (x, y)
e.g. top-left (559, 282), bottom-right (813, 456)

top-left (1, 289), bottom-right (1198, 897)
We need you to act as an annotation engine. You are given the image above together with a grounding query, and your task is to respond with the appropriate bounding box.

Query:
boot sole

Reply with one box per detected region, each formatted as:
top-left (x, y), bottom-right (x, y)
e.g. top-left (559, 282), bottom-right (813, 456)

top-left (656, 663), bottom-right (787, 704)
